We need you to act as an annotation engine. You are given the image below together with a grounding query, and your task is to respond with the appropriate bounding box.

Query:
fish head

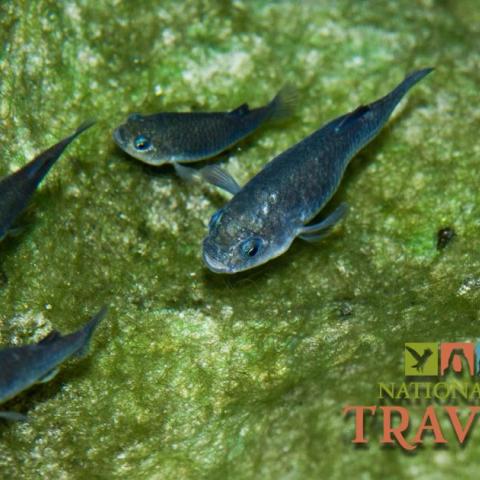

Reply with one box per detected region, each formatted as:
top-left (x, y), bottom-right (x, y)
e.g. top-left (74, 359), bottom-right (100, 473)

top-left (113, 114), bottom-right (168, 166)
top-left (202, 204), bottom-right (294, 274)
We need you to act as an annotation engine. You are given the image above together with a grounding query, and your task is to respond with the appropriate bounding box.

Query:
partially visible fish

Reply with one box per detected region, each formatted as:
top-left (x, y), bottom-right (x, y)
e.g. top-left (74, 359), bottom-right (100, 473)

top-left (112, 87), bottom-right (296, 174)
top-left (0, 307), bottom-right (107, 421)
top-left (201, 68), bottom-right (433, 273)
top-left (0, 121), bottom-right (95, 241)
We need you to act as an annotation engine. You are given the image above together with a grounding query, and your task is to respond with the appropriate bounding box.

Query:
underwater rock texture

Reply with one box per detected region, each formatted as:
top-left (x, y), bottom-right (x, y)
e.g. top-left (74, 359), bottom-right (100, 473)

top-left (1, 0), bottom-right (480, 478)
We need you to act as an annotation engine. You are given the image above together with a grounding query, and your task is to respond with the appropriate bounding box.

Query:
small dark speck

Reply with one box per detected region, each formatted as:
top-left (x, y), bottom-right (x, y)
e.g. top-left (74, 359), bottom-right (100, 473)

top-left (339, 301), bottom-right (353, 317)
top-left (137, 220), bottom-right (150, 239)
top-left (437, 227), bottom-right (455, 250)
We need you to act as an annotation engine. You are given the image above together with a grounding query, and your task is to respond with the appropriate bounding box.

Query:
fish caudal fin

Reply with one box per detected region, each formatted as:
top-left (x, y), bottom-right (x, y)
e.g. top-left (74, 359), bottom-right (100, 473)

top-left (377, 67), bottom-right (434, 113)
top-left (75, 306), bottom-right (108, 357)
top-left (266, 84), bottom-right (298, 123)
top-left (22, 120), bottom-right (96, 184)
top-left (394, 68), bottom-right (434, 97)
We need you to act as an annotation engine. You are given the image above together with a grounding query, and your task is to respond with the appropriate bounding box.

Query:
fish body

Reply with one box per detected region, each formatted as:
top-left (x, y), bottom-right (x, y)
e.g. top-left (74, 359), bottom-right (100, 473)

top-left (112, 87), bottom-right (295, 167)
top-left (0, 121), bottom-right (94, 241)
top-left (202, 68), bottom-right (433, 273)
top-left (0, 307), bottom-right (106, 419)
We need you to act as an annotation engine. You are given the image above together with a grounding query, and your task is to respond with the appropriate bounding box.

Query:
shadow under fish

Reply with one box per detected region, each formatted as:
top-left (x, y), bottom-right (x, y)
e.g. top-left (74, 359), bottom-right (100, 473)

top-left (201, 68), bottom-right (434, 273)
top-left (0, 121), bottom-right (95, 242)
top-left (0, 307), bottom-right (107, 421)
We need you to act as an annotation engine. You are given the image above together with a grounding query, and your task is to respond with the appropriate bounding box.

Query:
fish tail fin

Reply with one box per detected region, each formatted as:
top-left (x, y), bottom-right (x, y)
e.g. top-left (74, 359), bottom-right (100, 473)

top-left (266, 84), bottom-right (298, 123)
top-left (379, 67), bottom-right (434, 111)
top-left (75, 305), bottom-right (108, 357)
top-left (22, 120), bottom-right (96, 184)
top-left (391, 67), bottom-right (433, 97)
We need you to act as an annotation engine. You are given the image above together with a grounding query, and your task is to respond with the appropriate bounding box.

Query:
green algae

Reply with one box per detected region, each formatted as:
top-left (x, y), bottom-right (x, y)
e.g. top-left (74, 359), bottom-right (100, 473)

top-left (1, 0), bottom-right (480, 478)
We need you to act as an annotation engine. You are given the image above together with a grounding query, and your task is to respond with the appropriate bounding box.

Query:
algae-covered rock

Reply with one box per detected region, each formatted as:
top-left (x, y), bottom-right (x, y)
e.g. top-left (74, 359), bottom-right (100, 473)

top-left (1, 1), bottom-right (479, 478)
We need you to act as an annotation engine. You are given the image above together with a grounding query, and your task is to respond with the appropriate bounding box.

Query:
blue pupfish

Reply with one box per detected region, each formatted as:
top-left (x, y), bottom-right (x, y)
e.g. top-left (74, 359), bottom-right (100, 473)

top-left (202, 68), bottom-right (433, 273)
top-left (0, 121), bottom-right (95, 242)
top-left (112, 87), bottom-right (296, 175)
top-left (0, 307), bottom-right (107, 421)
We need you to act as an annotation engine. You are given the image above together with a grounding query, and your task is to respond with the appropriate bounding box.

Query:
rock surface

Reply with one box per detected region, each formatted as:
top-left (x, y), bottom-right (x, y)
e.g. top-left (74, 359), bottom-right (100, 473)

top-left (1, 1), bottom-right (479, 478)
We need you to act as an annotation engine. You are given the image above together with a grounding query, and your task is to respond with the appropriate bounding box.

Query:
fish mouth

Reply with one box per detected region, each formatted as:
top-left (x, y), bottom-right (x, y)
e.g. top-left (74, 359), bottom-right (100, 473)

top-left (112, 126), bottom-right (126, 146)
top-left (202, 242), bottom-right (231, 274)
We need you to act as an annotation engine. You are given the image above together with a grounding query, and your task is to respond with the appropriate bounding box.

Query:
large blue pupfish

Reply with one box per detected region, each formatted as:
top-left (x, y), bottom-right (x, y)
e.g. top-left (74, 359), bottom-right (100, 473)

top-left (0, 121), bottom-right (95, 242)
top-left (202, 68), bottom-right (433, 273)
top-left (112, 87), bottom-right (296, 175)
top-left (0, 307), bottom-right (107, 421)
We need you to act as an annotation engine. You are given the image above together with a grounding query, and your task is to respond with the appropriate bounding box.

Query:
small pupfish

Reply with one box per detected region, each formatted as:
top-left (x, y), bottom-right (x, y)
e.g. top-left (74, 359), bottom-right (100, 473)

top-left (112, 87), bottom-right (296, 175)
top-left (202, 68), bottom-right (433, 273)
top-left (0, 307), bottom-right (107, 421)
top-left (0, 121), bottom-right (95, 242)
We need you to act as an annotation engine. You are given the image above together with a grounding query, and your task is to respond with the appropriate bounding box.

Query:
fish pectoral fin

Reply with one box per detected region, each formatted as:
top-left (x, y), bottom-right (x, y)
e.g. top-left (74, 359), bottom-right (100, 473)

top-left (335, 105), bottom-right (371, 133)
top-left (173, 162), bottom-right (198, 182)
top-left (198, 165), bottom-right (241, 195)
top-left (229, 103), bottom-right (250, 116)
top-left (0, 411), bottom-right (28, 422)
top-left (39, 330), bottom-right (62, 345)
top-left (37, 367), bottom-right (60, 384)
top-left (174, 163), bottom-right (241, 195)
top-left (298, 203), bottom-right (348, 242)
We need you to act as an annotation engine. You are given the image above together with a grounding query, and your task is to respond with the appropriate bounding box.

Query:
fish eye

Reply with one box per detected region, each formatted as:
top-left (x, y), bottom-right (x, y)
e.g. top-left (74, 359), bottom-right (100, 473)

top-left (240, 238), bottom-right (262, 258)
top-left (134, 135), bottom-right (151, 151)
top-left (209, 209), bottom-right (223, 230)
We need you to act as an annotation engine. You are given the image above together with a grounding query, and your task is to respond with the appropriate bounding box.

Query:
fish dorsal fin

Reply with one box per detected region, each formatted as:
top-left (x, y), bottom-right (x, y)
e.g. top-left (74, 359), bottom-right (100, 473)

top-left (335, 105), bottom-right (371, 132)
top-left (229, 103), bottom-right (250, 117)
top-left (128, 113), bottom-right (143, 122)
top-left (39, 330), bottom-right (62, 345)
top-left (37, 367), bottom-right (60, 384)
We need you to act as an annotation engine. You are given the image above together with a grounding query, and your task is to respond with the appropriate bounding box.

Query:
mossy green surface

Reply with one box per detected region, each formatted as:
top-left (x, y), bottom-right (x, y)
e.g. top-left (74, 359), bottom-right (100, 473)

top-left (1, 0), bottom-right (480, 478)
